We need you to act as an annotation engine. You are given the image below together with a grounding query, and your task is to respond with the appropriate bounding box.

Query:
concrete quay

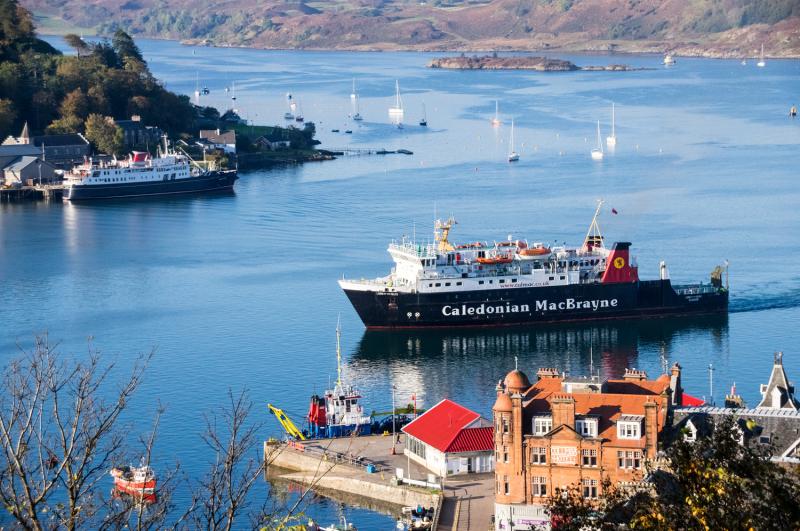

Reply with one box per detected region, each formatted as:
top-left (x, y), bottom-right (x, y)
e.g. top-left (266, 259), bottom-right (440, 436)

top-left (264, 433), bottom-right (495, 530)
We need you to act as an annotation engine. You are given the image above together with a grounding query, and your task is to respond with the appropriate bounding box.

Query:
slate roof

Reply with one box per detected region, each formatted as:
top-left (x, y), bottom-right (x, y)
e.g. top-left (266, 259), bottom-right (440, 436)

top-left (757, 352), bottom-right (798, 410)
top-left (30, 134), bottom-right (89, 147)
top-left (5, 156), bottom-right (41, 172)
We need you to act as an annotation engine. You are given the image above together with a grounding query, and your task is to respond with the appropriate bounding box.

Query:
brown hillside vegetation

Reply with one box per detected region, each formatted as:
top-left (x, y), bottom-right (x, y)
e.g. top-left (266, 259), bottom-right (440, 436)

top-left (21, 0), bottom-right (800, 57)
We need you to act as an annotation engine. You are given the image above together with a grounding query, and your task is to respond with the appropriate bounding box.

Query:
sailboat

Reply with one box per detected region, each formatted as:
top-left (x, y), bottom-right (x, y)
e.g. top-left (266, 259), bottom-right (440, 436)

top-left (508, 119), bottom-right (519, 162)
top-left (591, 121), bottom-right (604, 161)
top-left (295, 100), bottom-right (304, 122)
top-left (663, 53), bottom-right (676, 66)
top-left (491, 100), bottom-right (501, 126)
top-left (350, 79), bottom-right (363, 121)
top-left (230, 81), bottom-right (237, 103)
top-left (606, 103), bottom-right (617, 148)
top-left (419, 103), bottom-right (427, 127)
top-left (757, 44), bottom-right (766, 67)
top-left (388, 80), bottom-right (404, 127)
top-left (193, 73), bottom-right (201, 103)
top-left (284, 92), bottom-right (295, 120)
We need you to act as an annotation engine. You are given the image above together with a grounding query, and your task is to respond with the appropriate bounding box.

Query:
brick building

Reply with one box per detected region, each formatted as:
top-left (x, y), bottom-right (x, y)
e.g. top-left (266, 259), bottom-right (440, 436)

top-left (493, 364), bottom-right (690, 530)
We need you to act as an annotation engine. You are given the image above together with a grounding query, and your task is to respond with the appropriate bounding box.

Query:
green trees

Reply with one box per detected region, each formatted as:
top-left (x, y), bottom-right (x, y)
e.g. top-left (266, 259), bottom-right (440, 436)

top-left (0, 0), bottom-right (205, 142)
top-left (84, 113), bottom-right (124, 156)
top-left (546, 416), bottom-right (800, 530)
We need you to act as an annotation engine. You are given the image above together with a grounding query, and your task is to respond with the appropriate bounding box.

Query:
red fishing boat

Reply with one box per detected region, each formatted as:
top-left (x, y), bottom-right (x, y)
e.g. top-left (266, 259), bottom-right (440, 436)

top-left (110, 463), bottom-right (156, 497)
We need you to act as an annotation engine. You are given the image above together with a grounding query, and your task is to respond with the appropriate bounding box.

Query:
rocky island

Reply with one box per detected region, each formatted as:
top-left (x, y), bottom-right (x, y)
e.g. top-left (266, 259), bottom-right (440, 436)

top-left (428, 55), bottom-right (649, 72)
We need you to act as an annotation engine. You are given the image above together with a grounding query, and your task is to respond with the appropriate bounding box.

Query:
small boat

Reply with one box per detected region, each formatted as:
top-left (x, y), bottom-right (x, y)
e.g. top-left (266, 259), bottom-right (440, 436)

top-left (518, 245), bottom-right (551, 259)
top-left (401, 506), bottom-right (434, 530)
top-left (508, 119), bottom-right (519, 162)
top-left (388, 80), bottom-right (404, 127)
top-left (306, 321), bottom-right (372, 438)
top-left (397, 149), bottom-right (413, 155)
top-left (110, 463), bottom-right (156, 497)
top-left (606, 102), bottom-right (617, 148)
top-left (757, 44), bottom-right (766, 67)
top-left (284, 112), bottom-right (295, 120)
top-left (491, 100), bottom-right (501, 127)
top-left (295, 101), bottom-right (305, 122)
top-left (351, 79), bottom-right (363, 121)
top-left (345, 130), bottom-right (353, 134)
top-left (230, 81), bottom-right (237, 102)
top-left (476, 254), bottom-right (513, 265)
top-left (741, 58), bottom-right (747, 66)
top-left (201, 87), bottom-right (210, 95)
top-left (419, 103), bottom-right (427, 127)
top-left (331, 128), bottom-right (340, 132)
top-left (663, 54), bottom-right (676, 66)
top-left (591, 120), bottom-right (604, 161)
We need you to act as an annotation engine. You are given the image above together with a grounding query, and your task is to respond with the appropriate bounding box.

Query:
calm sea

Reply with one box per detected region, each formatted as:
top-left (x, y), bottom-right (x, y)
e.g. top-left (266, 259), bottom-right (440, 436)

top-left (1, 38), bottom-right (799, 527)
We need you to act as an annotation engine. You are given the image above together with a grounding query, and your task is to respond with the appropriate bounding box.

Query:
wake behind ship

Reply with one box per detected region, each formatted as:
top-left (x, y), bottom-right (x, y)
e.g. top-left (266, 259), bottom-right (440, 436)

top-left (339, 203), bottom-right (729, 329)
top-left (63, 139), bottom-right (237, 201)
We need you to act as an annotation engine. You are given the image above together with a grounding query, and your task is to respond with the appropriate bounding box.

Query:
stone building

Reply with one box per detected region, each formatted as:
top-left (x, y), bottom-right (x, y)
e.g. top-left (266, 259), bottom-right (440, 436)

top-left (672, 352), bottom-right (800, 464)
top-left (493, 364), bottom-right (692, 530)
top-left (3, 123), bottom-right (89, 169)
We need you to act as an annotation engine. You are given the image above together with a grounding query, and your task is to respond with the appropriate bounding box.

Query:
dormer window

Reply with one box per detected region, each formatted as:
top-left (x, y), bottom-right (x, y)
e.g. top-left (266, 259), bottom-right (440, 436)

top-left (533, 416), bottom-right (553, 435)
top-left (576, 417), bottom-right (598, 438)
top-left (617, 415), bottom-right (643, 439)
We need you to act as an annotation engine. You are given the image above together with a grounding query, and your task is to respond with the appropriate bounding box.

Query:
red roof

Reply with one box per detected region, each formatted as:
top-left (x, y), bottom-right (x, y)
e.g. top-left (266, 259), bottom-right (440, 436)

top-left (681, 393), bottom-right (705, 407)
top-left (445, 427), bottom-right (494, 453)
top-left (402, 399), bottom-right (492, 453)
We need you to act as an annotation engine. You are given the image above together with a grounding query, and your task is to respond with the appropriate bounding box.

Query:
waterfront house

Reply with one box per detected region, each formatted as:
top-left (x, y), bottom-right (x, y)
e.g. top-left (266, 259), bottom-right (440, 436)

top-left (492, 364), bottom-right (694, 531)
top-left (402, 398), bottom-right (494, 477)
top-left (672, 352), bottom-right (800, 464)
top-left (3, 124), bottom-right (89, 169)
top-left (114, 116), bottom-right (162, 149)
top-left (2, 156), bottom-right (57, 186)
top-left (254, 136), bottom-right (291, 151)
top-left (199, 129), bottom-right (236, 154)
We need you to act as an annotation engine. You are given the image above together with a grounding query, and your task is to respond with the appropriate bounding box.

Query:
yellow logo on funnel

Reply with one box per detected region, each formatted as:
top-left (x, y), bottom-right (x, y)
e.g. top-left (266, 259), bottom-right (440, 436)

top-left (613, 257), bottom-right (625, 269)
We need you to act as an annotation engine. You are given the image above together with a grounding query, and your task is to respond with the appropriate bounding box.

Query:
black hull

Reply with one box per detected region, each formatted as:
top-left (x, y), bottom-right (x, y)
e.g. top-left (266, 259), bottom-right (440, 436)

top-left (64, 170), bottom-right (238, 201)
top-left (343, 280), bottom-right (728, 329)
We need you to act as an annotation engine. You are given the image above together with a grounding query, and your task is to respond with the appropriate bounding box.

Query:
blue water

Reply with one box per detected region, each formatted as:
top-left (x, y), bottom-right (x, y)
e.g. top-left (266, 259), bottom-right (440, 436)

top-left (2, 38), bottom-right (800, 527)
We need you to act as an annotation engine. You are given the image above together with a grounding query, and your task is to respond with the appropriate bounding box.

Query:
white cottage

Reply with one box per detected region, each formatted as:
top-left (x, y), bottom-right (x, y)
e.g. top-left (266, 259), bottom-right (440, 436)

top-left (402, 398), bottom-right (494, 477)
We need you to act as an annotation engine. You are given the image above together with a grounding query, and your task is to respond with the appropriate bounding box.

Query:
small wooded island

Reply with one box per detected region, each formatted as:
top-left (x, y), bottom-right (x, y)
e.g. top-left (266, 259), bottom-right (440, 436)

top-left (428, 55), bottom-right (649, 72)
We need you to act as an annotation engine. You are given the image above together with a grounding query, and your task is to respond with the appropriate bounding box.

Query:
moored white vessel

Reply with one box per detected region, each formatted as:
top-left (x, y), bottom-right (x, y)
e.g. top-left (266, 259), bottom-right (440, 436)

top-left (388, 80), bottom-right (404, 127)
top-left (591, 120), bottom-right (604, 161)
top-left (606, 103), bottom-right (617, 147)
top-left (508, 119), bottom-right (519, 162)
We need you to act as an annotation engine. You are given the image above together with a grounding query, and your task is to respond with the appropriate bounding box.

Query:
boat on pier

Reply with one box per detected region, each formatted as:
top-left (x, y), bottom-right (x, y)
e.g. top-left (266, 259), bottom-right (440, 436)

top-left (339, 202), bottom-right (729, 329)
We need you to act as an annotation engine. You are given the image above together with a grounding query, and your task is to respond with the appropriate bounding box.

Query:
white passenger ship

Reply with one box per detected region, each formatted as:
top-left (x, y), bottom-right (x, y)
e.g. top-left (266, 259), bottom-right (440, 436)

top-left (339, 203), bottom-right (729, 329)
top-left (63, 139), bottom-right (237, 201)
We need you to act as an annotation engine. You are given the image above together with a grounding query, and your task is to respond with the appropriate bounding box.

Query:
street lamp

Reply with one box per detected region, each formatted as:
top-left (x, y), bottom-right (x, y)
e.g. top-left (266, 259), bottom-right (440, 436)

top-left (391, 384), bottom-right (397, 455)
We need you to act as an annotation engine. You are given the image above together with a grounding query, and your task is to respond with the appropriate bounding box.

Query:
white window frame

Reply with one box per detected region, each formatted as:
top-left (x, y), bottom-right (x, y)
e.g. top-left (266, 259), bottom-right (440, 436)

top-left (533, 416), bottom-right (553, 436)
top-left (582, 478), bottom-right (598, 499)
top-left (581, 448), bottom-right (597, 467)
top-left (617, 450), bottom-right (642, 469)
top-left (531, 447), bottom-right (547, 464)
top-left (532, 476), bottom-right (547, 497)
top-left (576, 418), bottom-right (598, 438)
top-left (617, 421), bottom-right (641, 439)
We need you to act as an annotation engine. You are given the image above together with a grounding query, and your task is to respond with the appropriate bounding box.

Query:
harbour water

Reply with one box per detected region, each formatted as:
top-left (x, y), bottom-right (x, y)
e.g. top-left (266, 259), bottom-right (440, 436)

top-left (2, 38), bottom-right (800, 526)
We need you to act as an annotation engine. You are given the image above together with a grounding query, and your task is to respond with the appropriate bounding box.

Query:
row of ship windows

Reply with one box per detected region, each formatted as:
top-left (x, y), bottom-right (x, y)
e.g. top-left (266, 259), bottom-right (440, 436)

top-left (426, 275), bottom-right (566, 288)
top-left (94, 173), bottom-right (182, 183)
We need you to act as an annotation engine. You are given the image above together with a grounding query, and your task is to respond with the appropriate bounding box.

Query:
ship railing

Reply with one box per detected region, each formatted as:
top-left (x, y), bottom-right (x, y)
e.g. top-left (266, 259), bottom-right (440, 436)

top-left (389, 240), bottom-right (437, 258)
top-left (673, 283), bottom-right (719, 295)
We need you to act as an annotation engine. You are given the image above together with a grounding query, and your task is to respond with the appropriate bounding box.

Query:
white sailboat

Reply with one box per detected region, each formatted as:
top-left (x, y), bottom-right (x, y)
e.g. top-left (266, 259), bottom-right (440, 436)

top-left (663, 53), bottom-right (676, 66)
top-left (284, 92), bottom-right (295, 120)
top-left (419, 103), bottom-right (427, 127)
top-left (491, 100), bottom-right (501, 126)
top-left (230, 81), bottom-right (237, 103)
top-left (295, 100), bottom-right (304, 122)
top-left (350, 79), bottom-right (363, 121)
top-left (591, 121), bottom-right (604, 161)
top-left (388, 80), bottom-right (404, 127)
top-left (193, 72), bottom-right (201, 104)
top-left (508, 119), bottom-right (519, 162)
top-left (757, 44), bottom-right (766, 67)
top-left (606, 103), bottom-right (617, 148)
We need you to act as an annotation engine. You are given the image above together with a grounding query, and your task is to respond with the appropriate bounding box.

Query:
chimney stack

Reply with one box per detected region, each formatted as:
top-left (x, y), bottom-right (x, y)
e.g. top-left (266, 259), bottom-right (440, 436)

top-left (550, 394), bottom-right (575, 430)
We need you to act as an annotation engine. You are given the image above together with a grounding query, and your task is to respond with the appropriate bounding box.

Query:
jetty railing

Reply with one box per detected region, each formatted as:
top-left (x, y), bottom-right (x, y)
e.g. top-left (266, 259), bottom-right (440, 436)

top-left (282, 439), bottom-right (389, 473)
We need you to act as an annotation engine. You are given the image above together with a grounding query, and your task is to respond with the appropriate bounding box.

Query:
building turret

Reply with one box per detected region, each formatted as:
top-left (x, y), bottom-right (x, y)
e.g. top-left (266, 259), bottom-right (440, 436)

top-left (757, 352), bottom-right (798, 410)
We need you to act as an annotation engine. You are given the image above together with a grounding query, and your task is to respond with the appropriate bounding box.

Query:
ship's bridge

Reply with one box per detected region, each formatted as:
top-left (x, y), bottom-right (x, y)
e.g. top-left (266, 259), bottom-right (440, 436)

top-left (388, 239), bottom-right (437, 284)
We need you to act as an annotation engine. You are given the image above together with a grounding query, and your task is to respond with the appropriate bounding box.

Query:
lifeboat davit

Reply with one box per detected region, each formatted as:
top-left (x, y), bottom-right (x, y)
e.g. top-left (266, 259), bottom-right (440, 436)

top-left (518, 246), bottom-right (551, 259)
top-left (477, 255), bottom-right (514, 265)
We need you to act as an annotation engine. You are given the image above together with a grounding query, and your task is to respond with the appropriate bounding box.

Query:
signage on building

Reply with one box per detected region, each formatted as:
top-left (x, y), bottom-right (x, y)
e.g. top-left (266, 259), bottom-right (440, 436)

top-left (551, 446), bottom-right (577, 465)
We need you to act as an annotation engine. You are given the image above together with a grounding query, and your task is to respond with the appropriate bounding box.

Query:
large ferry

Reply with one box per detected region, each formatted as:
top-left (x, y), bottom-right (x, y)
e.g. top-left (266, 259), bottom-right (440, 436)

top-left (63, 139), bottom-right (237, 201)
top-left (339, 203), bottom-right (729, 329)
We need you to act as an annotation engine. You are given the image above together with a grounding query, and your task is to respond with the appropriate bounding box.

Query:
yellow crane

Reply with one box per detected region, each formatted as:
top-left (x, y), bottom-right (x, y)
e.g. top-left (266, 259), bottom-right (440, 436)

top-left (267, 404), bottom-right (306, 441)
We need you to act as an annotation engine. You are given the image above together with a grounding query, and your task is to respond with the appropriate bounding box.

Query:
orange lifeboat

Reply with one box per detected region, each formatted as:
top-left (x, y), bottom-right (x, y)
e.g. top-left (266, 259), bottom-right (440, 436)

top-left (477, 255), bottom-right (514, 265)
top-left (518, 246), bottom-right (551, 258)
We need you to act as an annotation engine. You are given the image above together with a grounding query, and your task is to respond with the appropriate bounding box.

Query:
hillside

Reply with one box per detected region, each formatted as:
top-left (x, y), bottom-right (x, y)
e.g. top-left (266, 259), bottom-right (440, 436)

top-left (20, 0), bottom-right (800, 57)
